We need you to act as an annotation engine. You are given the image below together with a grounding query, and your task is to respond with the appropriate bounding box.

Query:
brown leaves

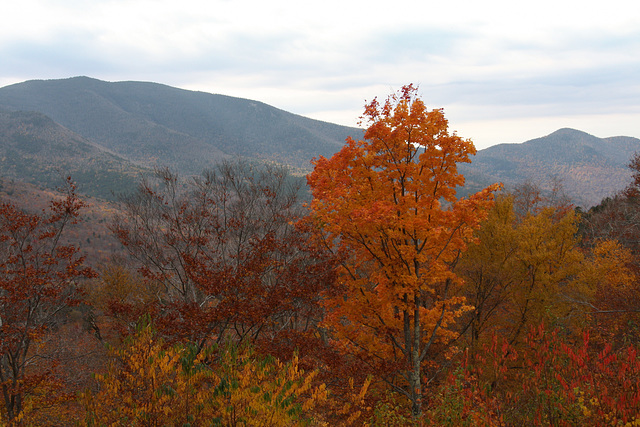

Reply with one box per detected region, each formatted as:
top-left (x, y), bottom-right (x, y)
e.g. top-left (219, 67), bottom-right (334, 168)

top-left (108, 161), bottom-right (335, 351)
top-left (0, 178), bottom-right (94, 422)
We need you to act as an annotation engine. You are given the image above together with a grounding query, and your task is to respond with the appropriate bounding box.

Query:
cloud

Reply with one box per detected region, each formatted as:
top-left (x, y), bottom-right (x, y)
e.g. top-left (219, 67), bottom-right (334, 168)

top-left (1, 0), bottom-right (639, 148)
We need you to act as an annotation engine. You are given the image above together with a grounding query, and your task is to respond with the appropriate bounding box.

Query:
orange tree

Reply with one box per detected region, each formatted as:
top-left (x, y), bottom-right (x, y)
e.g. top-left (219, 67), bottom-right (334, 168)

top-left (307, 85), bottom-right (500, 417)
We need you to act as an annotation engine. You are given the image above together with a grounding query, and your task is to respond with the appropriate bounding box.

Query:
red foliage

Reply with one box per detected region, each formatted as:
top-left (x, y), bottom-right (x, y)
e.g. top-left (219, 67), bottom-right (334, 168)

top-left (0, 177), bottom-right (95, 422)
top-left (109, 163), bottom-right (335, 351)
top-left (437, 324), bottom-right (640, 425)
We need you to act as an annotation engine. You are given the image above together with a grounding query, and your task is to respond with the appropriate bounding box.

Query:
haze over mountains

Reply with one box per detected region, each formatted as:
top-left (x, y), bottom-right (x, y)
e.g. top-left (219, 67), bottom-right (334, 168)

top-left (0, 76), bottom-right (638, 207)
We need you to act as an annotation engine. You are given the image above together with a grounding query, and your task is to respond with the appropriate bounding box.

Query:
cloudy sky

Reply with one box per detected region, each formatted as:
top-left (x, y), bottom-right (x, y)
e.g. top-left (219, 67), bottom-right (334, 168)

top-left (2, 0), bottom-right (639, 149)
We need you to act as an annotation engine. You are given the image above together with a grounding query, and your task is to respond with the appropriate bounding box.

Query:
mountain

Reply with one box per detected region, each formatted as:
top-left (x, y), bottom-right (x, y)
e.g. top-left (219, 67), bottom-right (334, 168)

top-left (0, 77), bottom-right (637, 207)
top-left (0, 76), bottom-right (362, 175)
top-left (0, 109), bottom-right (146, 200)
top-left (460, 128), bottom-right (640, 207)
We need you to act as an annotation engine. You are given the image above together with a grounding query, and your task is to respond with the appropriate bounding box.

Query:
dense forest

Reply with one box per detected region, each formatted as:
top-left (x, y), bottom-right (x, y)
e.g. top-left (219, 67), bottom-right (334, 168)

top-left (1, 85), bottom-right (640, 426)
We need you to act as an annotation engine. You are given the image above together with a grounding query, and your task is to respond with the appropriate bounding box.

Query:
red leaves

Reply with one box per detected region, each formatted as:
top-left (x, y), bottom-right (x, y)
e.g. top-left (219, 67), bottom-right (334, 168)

top-left (485, 324), bottom-right (640, 425)
top-left (109, 162), bottom-right (335, 351)
top-left (0, 178), bottom-right (94, 421)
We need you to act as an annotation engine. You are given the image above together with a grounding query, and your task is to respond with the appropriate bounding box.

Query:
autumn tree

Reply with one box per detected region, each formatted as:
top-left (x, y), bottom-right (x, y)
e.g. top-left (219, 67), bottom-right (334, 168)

top-left (110, 161), bottom-right (333, 350)
top-left (578, 153), bottom-right (640, 343)
top-left (0, 178), bottom-right (94, 422)
top-left (457, 194), bottom-right (582, 347)
top-left (458, 185), bottom-right (636, 354)
top-left (307, 85), bottom-right (500, 417)
top-left (83, 258), bottom-right (157, 342)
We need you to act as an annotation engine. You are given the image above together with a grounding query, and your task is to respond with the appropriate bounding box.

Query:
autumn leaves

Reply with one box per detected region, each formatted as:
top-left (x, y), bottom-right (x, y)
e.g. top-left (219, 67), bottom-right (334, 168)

top-left (1, 85), bottom-right (638, 424)
top-left (308, 84), bottom-right (500, 418)
top-left (307, 84), bottom-right (639, 423)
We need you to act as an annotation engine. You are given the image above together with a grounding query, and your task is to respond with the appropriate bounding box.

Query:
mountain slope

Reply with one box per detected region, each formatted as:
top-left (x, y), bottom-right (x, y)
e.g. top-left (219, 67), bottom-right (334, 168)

top-left (460, 128), bottom-right (640, 207)
top-left (0, 109), bottom-right (147, 200)
top-left (0, 77), bottom-right (361, 174)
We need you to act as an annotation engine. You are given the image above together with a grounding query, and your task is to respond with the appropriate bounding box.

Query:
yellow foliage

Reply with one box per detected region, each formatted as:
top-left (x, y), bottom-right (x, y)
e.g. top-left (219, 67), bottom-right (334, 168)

top-left (459, 195), bottom-right (636, 348)
top-left (577, 239), bottom-right (634, 295)
top-left (86, 262), bottom-right (158, 311)
top-left (212, 345), bottom-right (328, 426)
top-left (80, 324), bottom-right (329, 426)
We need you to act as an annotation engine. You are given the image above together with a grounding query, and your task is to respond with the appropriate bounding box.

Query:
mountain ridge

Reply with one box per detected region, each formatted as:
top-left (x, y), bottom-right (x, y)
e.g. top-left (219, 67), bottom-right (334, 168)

top-left (0, 76), bottom-right (360, 174)
top-left (461, 128), bottom-right (640, 206)
top-left (0, 77), bottom-right (638, 207)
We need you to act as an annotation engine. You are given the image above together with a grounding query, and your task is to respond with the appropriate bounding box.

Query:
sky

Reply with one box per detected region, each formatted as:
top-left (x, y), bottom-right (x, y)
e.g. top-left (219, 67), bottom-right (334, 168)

top-left (1, 0), bottom-right (639, 149)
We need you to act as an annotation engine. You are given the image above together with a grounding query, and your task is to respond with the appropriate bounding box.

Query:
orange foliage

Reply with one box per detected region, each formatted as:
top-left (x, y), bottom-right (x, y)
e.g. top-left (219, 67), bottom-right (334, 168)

top-left (307, 84), bottom-right (500, 417)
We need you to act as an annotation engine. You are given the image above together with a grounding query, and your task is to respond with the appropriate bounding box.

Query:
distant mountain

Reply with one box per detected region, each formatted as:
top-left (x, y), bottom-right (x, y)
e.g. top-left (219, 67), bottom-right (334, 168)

top-left (0, 76), bottom-right (361, 175)
top-left (0, 77), bottom-right (637, 207)
top-left (460, 128), bottom-right (640, 207)
top-left (0, 109), bottom-right (146, 200)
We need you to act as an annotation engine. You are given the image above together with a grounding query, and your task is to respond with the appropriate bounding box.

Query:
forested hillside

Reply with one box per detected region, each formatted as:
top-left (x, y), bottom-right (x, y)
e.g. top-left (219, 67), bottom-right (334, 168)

top-left (460, 128), bottom-right (640, 207)
top-left (0, 77), bottom-right (362, 174)
top-left (0, 109), bottom-right (145, 200)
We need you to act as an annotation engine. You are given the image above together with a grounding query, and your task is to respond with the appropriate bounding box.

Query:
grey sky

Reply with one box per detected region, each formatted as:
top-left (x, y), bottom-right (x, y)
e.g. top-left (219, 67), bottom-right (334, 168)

top-left (1, 0), bottom-right (639, 149)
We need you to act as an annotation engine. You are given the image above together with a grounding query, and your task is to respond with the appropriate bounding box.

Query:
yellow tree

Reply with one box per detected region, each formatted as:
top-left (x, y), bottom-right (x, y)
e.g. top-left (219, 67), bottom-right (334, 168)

top-left (458, 196), bottom-right (585, 347)
top-left (458, 194), bottom-right (635, 351)
top-left (307, 85), bottom-right (500, 417)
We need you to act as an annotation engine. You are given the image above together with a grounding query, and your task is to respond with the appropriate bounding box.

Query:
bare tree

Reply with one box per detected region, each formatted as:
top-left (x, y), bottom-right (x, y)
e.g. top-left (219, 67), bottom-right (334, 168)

top-left (110, 161), bottom-right (333, 348)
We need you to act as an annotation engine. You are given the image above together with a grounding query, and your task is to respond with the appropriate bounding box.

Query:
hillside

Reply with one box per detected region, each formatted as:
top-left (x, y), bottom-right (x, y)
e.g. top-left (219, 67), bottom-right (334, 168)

top-left (0, 109), bottom-right (147, 200)
top-left (460, 128), bottom-right (640, 207)
top-left (0, 177), bottom-right (121, 265)
top-left (0, 77), bottom-right (362, 174)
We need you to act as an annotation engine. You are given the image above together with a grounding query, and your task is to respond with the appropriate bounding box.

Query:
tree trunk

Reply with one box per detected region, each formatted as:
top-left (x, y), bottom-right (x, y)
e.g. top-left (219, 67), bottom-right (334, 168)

top-left (410, 295), bottom-right (422, 418)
